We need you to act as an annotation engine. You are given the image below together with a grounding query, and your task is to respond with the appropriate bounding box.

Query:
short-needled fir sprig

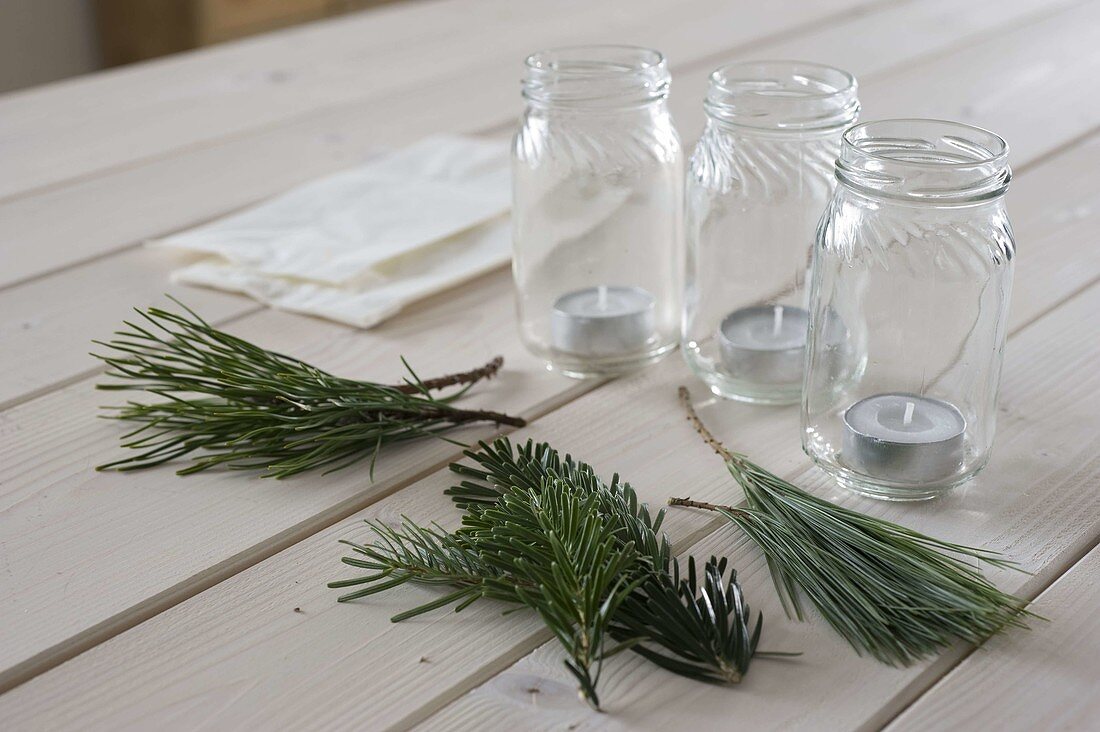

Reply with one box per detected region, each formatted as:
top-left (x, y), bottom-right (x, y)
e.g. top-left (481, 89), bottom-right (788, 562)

top-left (670, 386), bottom-right (1033, 666)
top-left (331, 437), bottom-right (772, 710)
top-left (331, 476), bottom-right (647, 710)
top-left (93, 299), bottom-right (524, 478)
top-left (448, 438), bottom-right (774, 684)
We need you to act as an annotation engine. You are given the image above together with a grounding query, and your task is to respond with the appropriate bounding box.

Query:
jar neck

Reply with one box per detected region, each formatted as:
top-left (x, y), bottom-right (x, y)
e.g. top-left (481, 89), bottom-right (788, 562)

top-left (836, 119), bottom-right (1011, 204)
top-left (523, 45), bottom-right (670, 111)
top-left (703, 60), bottom-right (858, 132)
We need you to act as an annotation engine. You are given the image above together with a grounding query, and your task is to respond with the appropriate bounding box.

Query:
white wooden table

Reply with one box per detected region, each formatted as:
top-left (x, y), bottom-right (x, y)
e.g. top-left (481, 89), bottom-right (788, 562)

top-left (2, 0), bottom-right (1099, 729)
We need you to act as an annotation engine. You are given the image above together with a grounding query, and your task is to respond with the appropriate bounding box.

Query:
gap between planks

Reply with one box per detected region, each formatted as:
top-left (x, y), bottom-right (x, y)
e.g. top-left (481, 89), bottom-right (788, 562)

top-left (0, 0), bottom-right (990, 691)
top-left (5, 114), bottom-right (1099, 725)
top-left (883, 539), bottom-right (1100, 731)
top-left (0, 0), bottom-right (1092, 704)
top-left (873, 529), bottom-right (1100, 731)
top-left (0, 0), bottom-right (1072, 296)
top-left (0, 0), bottom-right (1087, 416)
top-left (409, 287), bottom-right (1100, 732)
top-left (0, 374), bottom-right (604, 697)
top-left (0, 0), bottom-right (902, 209)
top-left (391, 274), bottom-right (1100, 731)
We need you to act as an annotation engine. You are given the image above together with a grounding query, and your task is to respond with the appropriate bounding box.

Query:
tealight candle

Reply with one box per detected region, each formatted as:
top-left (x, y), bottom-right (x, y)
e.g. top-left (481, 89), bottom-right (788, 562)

top-left (842, 393), bottom-right (966, 485)
top-left (718, 305), bottom-right (809, 384)
top-left (550, 285), bottom-right (656, 357)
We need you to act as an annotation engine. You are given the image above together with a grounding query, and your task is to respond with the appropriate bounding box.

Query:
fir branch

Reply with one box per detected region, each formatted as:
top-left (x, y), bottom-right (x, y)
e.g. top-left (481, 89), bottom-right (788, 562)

top-left (463, 480), bottom-right (647, 708)
top-left (92, 299), bottom-right (524, 479)
top-left (331, 519), bottom-right (517, 620)
top-left (671, 386), bottom-right (1033, 666)
top-left (330, 438), bottom-right (771, 710)
top-left (449, 439), bottom-right (769, 684)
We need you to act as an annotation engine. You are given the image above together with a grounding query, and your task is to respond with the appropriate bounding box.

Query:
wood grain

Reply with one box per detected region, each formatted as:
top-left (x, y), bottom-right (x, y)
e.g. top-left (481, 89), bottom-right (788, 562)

top-left (670, 0), bottom-right (1100, 163)
top-left (0, 0), bottom-right (954, 690)
top-left (2, 129), bottom-right (1097, 727)
top-left (0, 0), bottom-right (880, 204)
top-left (416, 283), bottom-right (1100, 732)
top-left (0, 270), bottom-right (594, 692)
top-left (885, 543), bottom-right (1100, 732)
top-left (1, 0), bottom-right (1097, 727)
top-left (0, 0), bottom-right (1079, 408)
top-left (0, 0), bottom-right (630, 198)
top-left (0, 0), bottom-right (1064, 290)
top-left (0, 0), bottom-right (1096, 700)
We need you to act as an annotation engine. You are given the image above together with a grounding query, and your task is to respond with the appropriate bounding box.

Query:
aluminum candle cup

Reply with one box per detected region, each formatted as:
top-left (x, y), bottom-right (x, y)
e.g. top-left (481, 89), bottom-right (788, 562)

top-left (550, 285), bottom-right (657, 357)
top-left (842, 393), bottom-right (966, 485)
top-left (718, 305), bottom-right (809, 385)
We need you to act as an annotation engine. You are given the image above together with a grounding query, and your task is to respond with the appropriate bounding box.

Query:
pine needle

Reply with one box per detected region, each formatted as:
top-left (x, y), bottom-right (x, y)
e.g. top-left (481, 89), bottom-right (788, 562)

top-left (92, 298), bottom-right (525, 478)
top-left (670, 386), bottom-right (1034, 666)
top-left (331, 437), bottom-right (773, 709)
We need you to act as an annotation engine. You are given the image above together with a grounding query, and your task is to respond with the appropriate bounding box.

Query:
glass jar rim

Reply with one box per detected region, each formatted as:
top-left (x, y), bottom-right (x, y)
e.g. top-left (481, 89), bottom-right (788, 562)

top-left (842, 119), bottom-right (1009, 169)
top-left (525, 44), bottom-right (666, 74)
top-left (837, 119), bottom-right (1011, 203)
top-left (705, 60), bottom-right (859, 131)
top-left (523, 45), bottom-right (670, 109)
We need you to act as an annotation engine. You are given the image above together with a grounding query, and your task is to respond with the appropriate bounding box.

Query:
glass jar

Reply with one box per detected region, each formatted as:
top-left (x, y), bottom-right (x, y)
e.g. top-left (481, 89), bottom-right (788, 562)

top-left (683, 61), bottom-right (859, 404)
top-left (512, 45), bottom-right (683, 378)
top-left (803, 119), bottom-right (1015, 501)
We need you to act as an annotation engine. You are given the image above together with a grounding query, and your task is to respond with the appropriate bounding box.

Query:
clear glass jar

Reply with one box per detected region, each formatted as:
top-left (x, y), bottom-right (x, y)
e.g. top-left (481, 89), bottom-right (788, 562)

top-left (512, 45), bottom-right (683, 378)
top-left (803, 119), bottom-right (1015, 501)
top-left (683, 61), bottom-right (859, 404)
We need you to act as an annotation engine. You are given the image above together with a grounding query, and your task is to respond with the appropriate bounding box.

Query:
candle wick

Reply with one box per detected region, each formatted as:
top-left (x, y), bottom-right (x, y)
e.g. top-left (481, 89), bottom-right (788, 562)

top-left (597, 285), bottom-right (608, 311)
top-left (772, 305), bottom-right (783, 337)
top-left (903, 401), bottom-right (915, 427)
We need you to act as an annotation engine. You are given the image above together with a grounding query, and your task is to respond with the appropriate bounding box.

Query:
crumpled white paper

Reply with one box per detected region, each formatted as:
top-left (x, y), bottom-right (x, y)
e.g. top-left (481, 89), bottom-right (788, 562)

top-left (150, 135), bottom-right (512, 328)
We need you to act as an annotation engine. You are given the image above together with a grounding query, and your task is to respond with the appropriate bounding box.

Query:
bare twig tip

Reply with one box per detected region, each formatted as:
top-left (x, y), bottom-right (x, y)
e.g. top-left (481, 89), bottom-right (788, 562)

top-left (676, 386), bottom-right (734, 462)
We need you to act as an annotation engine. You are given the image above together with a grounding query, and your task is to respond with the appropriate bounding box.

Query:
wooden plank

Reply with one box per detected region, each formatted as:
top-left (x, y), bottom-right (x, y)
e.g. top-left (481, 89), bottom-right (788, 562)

top-left (1, 122), bottom-right (1097, 727)
top-left (0, 250), bottom-right (258, 411)
top-left (2, 1), bottom-right (984, 685)
top-left (0, 0), bottom-right (1066, 291)
top-left (0, 0), bottom-right (1093, 693)
top-left (415, 292), bottom-right (1100, 730)
top-left (670, 0), bottom-right (1100, 164)
top-left (0, 0), bottom-right (1093, 711)
top-left (0, 268), bottom-right (599, 693)
top-left (0, 0), bottom-right (880, 204)
top-left (0, 0), bottom-right (1080, 410)
top-left (0, 0), bottom-right (610, 198)
top-left (885, 543), bottom-right (1100, 732)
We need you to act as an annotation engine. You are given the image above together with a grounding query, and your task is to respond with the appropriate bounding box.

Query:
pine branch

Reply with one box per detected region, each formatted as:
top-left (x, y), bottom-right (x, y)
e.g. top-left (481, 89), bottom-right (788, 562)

top-left (92, 299), bottom-right (525, 479)
top-left (671, 386), bottom-right (1034, 666)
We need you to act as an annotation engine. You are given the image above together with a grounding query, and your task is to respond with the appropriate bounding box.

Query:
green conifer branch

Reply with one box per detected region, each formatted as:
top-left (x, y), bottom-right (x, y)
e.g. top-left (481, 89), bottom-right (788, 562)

top-left (671, 386), bottom-right (1034, 666)
top-left (92, 299), bottom-right (524, 478)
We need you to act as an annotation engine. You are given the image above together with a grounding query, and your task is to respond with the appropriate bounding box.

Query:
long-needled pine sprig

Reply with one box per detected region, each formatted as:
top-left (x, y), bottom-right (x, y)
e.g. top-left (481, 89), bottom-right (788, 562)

top-left (331, 438), bottom-right (774, 710)
top-left (670, 386), bottom-right (1033, 666)
top-left (92, 299), bottom-right (525, 478)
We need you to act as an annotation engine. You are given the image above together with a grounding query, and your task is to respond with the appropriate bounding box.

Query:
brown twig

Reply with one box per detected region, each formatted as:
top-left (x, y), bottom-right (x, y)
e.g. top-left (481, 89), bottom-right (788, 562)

top-left (393, 356), bottom-right (506, 394)
top-left (677, 386), bottom-right (735, 463)
top-left (439, 407), bottom-right (527, 429)
top-left (667, 496), bottom-right (747, 518)
top-left (668, 496), bottom-right (722, 511)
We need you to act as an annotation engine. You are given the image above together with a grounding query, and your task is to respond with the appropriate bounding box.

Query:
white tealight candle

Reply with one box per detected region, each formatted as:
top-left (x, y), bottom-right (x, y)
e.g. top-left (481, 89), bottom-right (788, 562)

top-left (718, 305), bottom-right (809, 384)
top-left (550, 285), bottom-right (656, 357)
top-left (843, 393), bottom-right (966, 485)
